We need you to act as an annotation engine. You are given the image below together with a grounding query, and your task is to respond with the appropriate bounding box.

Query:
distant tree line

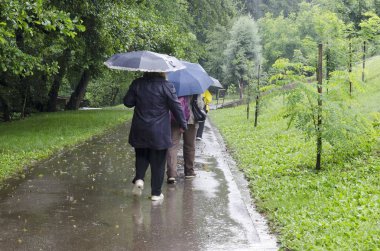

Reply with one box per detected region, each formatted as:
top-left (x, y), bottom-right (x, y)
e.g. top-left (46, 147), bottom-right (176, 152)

top-left (0, 0), bottom-right (238, 121)
top-left (1, 0), bottom-right (380, 122)
top-left (206, 0), bottom-right (380, 89)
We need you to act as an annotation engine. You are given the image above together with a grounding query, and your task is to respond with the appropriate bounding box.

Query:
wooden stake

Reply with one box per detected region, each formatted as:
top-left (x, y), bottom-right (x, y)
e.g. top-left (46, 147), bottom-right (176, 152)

top-left (316, 43), bottom-right (323, 170)
top-left (254, 65), bottom-right (261, 127)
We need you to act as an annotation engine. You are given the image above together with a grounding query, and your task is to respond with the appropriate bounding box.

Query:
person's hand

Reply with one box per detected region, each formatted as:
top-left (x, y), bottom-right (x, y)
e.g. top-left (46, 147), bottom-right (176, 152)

top-left (179, 127), bottom-right (185, 133)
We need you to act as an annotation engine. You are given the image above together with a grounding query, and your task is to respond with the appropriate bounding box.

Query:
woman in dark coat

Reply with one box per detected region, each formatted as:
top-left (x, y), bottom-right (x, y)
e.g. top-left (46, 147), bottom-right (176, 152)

top-left (124, 72), bottom-right (187, 201)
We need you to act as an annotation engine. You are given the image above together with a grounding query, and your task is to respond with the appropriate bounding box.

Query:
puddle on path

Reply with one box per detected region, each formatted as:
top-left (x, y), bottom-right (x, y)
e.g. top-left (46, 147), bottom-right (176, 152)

top-left (0, 123), bottom-right (277, 251)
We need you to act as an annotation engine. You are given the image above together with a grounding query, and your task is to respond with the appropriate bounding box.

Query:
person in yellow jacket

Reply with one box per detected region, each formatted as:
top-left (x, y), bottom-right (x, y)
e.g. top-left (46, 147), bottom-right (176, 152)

top-left (196, 90), bottom-right (212, 140)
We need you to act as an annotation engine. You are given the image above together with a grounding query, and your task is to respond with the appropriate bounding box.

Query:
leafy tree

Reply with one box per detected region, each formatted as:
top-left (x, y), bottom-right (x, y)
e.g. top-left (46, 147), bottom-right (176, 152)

top-left (375, 0), bottom-right (380, 15)
top-left (296, 3), bottom-right (348, 69)
top-left (270, 57), bottom-right (375, 168)
top-left (0, 0), bottom-right (83, 120)
top-left (56, 0), bottom-right (200, 110)
top-left (85, 1), bottom-right (201, 107)
top-left (358, 11), bottom-right (380, 81)
top-left (224, 15), bottom-right (262, 99)
top-left (203, 24), bottom-right (231, 82)
top-left (187, 0), bottom-right (238, 43)
top-left (85, 71), bottom-right (135, 107)
top-left (258, 13), bottom-right (301, 70)
top-left (243, 0), bottom-right (303, 18)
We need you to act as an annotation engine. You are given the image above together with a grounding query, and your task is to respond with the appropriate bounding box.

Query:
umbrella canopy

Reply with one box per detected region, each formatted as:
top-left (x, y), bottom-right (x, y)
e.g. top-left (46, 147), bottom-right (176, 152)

top-left (104, 51), bottom-right (185, 72)
top-left (167, 61), bottom-right (213, 96)
top-left (210, 77), bottom-right (223, 88)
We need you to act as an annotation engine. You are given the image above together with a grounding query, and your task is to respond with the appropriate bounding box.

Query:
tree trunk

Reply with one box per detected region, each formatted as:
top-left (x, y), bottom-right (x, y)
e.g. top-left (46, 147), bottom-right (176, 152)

top-left (0, 96), bottom-right (11, 122)
top-left (66, 69), bottom-right (91, 110)
top-left (47, 51), bottom-right (70, 112)
top-left (47, 77), bottom-right (61, 112)
top-left (21, 90), bottom-right (27, 118)
top-left (239, 80), bottom-right (244, 100)
top-left (111, 87), bottom-right (119, 106)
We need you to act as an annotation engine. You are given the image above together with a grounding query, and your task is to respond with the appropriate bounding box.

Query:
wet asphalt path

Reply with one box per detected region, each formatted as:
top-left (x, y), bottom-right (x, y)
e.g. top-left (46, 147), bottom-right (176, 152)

top-left (0, 120), bottom-right (278, 251)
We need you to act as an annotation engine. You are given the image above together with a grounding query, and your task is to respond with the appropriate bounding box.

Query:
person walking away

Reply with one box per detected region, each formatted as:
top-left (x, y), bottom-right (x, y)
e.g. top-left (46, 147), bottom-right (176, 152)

top-left (124, 72), bottom-right (187, 201)
top-left (166, 94), bottom-right (204, 184)
top-left (196, 90), bottom-right (212, 140)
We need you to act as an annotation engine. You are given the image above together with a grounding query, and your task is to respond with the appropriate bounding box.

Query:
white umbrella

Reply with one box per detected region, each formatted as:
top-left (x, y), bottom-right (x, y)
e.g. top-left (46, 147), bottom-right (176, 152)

top-left (104, 51), bottom-right (185, 72)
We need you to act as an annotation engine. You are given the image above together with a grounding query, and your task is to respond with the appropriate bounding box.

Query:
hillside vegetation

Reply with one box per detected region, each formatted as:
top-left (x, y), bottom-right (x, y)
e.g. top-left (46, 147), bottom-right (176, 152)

top-left (211, 56), bottom-right (380, 250)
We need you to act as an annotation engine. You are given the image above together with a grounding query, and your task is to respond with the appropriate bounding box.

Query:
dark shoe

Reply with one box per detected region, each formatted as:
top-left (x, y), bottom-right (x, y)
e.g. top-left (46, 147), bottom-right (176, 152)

top-left (167, 177), bottom-right (176, 184)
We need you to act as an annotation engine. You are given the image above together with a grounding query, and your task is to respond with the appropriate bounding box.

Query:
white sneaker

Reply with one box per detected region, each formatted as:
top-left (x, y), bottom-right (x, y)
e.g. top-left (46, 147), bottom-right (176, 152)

top-left (151, 193), bottom-right (164, 201)
top-left (132, 179), bottom-right (144, 196)
top-left (167, 177), bottom-right (176, 184)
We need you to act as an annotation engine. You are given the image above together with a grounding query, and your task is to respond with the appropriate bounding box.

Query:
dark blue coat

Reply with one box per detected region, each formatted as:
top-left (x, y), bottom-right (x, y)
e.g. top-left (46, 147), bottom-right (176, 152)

top-left (124, 76), bottom-right (187, 150)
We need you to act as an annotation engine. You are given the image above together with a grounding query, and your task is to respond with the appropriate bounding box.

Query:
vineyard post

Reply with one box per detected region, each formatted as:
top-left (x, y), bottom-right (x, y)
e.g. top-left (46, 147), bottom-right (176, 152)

top-left (349, 40), bottom-right (353, 95)
top-left (362, 40), bottom-right (366, 82)
top-left (246, 81), bottom-right (250, 120)
top-left (326, 43), bottom-right (330, 94)
top-left (254, 65), bottom-right (261, 127)
top-left (316, 43), bottom-right (323, 170)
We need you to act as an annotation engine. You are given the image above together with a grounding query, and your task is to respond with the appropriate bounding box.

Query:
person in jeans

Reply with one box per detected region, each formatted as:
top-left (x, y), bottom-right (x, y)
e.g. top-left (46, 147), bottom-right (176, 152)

top-left (166, 94), bottom-right (204, 184)
top-left (124, 72), bottom-right (187, 201)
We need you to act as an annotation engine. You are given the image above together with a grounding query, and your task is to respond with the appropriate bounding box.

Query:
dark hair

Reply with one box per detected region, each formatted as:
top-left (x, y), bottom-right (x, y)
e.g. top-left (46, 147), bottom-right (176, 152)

top-left (143, 72), bottom-right (166, 78)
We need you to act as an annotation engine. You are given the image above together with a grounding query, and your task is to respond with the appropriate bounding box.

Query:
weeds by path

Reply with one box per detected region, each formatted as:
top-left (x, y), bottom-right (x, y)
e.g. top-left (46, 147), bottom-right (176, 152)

top-left (211, 102), bottom-right (380, 250)
top-left (210, 56), bottom-right (380, 250)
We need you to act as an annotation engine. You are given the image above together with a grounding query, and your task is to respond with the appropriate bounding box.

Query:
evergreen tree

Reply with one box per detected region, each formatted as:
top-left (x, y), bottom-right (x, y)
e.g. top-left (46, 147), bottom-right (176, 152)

top-left (224, 16), bottom-right (262, 99)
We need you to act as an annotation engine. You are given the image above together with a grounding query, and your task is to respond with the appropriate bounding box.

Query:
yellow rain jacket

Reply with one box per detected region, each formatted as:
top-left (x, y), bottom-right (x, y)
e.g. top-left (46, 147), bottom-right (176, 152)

top-left (202, 90), bottom-right (212, 112)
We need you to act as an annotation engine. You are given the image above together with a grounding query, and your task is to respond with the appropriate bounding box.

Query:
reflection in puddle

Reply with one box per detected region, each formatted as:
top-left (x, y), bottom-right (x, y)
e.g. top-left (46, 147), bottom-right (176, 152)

top-left (0, 123), bottom-right (274, 251)
top-left (192, 171), bottom-right (219, 198)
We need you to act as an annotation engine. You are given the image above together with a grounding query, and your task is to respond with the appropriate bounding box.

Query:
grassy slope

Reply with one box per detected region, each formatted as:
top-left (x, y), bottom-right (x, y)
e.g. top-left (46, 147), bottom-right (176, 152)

top-left (211, 57), bottom-right (380, 250)
top-left (0, 109), bottom-right (131, 182)
top-left (357, 55), bottom-right (380, 114)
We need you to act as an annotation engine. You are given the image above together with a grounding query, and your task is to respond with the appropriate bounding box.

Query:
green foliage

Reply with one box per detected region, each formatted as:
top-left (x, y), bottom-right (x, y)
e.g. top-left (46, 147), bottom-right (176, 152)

top-left (0, 109), bottom-right (131, 181)
top-left (0, 0), bottom-right (83, 76)
top-left (270, 58), bottom-right (375, 164)
top-left (210, 92), bottom-right (380, 250)
top-left (102, 1), bottom-right (200, 60)
top-left (85, 71), bottom-right (136, 107)
top-left (2, 0), bottom-right (235, 115)
top-left (258, 4), bottom-right (349, 71)
top-left (186, 0), bottom-right (238, 43)
top-left (359, 11), bottom-right (380, 41)
top-left (258, 13), bottom-right (301, 69)
top-left (203, 24), bottom-right (231, 81)
top-left (224, 15), bottom-right (262, 91)
top-left (243, 0), bottom-right (304, 19)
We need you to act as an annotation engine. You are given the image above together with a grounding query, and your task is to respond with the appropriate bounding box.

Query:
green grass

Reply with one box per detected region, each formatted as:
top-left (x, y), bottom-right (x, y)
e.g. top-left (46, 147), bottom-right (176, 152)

top-left (210, 57), bottom-right (380, 250)
top-left (357, 55), bottom-right (380, 114)
top-left (0, 109), bottom-right (131, 182)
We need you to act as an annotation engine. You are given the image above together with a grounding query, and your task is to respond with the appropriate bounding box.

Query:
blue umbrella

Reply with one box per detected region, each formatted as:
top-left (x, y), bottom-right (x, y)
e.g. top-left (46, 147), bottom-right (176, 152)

top-left (210, 77), bottom-right (223, 88)
top-left (167, 61), bottom-right (213, 96)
